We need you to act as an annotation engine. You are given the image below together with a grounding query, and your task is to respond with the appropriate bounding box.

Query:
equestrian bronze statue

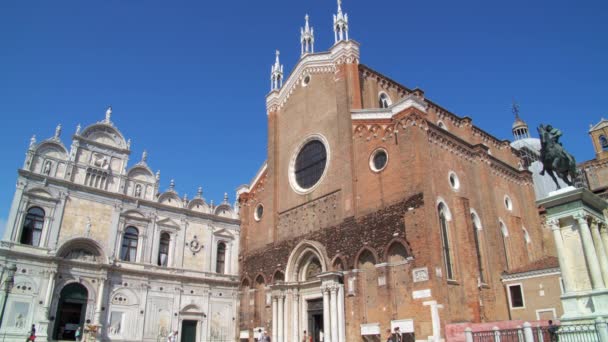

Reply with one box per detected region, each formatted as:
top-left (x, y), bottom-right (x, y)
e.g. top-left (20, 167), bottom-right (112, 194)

top-left (537, 124), bottom-right (577, 190)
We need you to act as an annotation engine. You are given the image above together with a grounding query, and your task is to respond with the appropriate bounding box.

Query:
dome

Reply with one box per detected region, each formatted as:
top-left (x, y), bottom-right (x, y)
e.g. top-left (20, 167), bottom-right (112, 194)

top-left (80, 122), bottom-right (128, 150)
top-left (510, 137), bottom-right (541, 152)
top-left (512, 117), bottom-right (528, 130)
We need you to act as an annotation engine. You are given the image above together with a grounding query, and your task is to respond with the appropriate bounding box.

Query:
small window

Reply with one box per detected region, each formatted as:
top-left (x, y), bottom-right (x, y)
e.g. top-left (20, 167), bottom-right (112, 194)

top-left (158, 233), bottom-right (170, 267)
top-left (121, 227), bottom-right (139, 262)
top-left (20, 207), bottom-right (45, 247)
top-left (504, 195), bottom-right (513, 211)
top-left (508, 284), bottom-right (525, 308)
top-left (369, 148), bottom-right (388, 172)
top-left (448, 172), bottom-right (460, 190)
top-left (254, 204), bottom-right (264, 221)
top-left (216, 242), bottom-right (226, 274)
top-left (302, 75), bottom-right (311, 87)
top-left (379, 92), bottom-right (391, 108)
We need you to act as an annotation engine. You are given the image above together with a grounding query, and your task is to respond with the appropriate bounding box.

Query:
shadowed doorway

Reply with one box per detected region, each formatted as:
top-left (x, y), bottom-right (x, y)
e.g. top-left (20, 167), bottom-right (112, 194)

top-left (181, 320), bottom-right (197, 342)
top-left (307, 298), bottom-right (324, 342)
top-left (53, 283), bottom-right (88, 340)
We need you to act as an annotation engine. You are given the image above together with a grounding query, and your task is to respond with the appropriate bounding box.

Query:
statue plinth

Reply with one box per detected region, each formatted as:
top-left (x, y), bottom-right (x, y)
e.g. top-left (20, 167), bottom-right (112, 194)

top-left (538, 187), bottom-right (608, 324)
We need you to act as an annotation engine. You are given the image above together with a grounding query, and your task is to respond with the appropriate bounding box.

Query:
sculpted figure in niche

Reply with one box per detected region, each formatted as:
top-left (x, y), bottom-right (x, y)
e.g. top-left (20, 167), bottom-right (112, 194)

top-left (135, 184), bottom-right (142, 198)
top-left (43, 160), bottom-right (52, 175)
top-left (15, 313), bottom-right (24, 328)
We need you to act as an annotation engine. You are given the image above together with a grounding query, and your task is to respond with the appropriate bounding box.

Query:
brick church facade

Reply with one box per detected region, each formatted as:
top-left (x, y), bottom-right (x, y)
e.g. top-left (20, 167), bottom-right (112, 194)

top-left (236, 2), bottom-right (553, 342)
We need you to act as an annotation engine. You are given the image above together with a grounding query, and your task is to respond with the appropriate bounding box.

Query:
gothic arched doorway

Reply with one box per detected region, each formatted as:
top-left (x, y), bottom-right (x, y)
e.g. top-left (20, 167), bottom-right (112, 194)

top-left (53, 283), bottom-right (88, 340)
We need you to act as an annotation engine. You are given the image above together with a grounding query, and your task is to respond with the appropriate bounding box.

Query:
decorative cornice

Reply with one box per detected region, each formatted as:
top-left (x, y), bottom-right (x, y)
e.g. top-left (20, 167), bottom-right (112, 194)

top-left (501, 268), bottom-right (560, 281)
top-left (17, 169), bottom-right (240, 225)
top-left (351, 94), bottom-right (428, 121)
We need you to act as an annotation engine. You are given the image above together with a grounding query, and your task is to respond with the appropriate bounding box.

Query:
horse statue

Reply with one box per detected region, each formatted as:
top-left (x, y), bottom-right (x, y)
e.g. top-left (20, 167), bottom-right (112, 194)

top-left (537, 124), bottom-right (577, 190)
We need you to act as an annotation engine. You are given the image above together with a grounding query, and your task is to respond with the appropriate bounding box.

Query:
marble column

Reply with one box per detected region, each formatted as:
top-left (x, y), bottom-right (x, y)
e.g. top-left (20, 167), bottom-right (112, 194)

top-left (576, 213), bottom-right (605, 290)
top-left (292, 292), bottom-right (299, 342)
top-left (549, 219), bottom-right (573, 292)
top-left (601, 224), bottom-right (608, 260)
top-left (272, 296), bottom-right (278, 342)
top-left (283, 294), bottom-right (288, 342)
top-left (323, 286), bottom-right (331, 342)
top-left (94, 277), bottom-right (106, 326)
top-left (225, 242), bottom-right (232, 275)
top-left (115, 228), bottom-right (124, 260)
top-left (44, 270), bottom-right (57, 316)
top-left (337, 285), bottom-right (346, 342)
top-left (590, 218), bottom-right (608, 286)
top-left (330, 285), bottom-right (339, 342)
top-left (278, 294), bottom-right (284, 342)
top-left (136, 233), bottom-right (146, 263)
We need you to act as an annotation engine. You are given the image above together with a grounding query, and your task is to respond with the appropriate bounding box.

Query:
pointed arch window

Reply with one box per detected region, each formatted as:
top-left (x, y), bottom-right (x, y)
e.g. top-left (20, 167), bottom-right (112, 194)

top-left (600, 135), bottom-right (608, 150)
top-left (438, 203), bottom-right (454, 280)
top-left (216, 242), bottom-right (226, 274)
top-left (499, 220), bottom-right (510, 269)
top-left (158, 232), bottom-right (170, 267)
top-left (471, 212), bottom-right (486, 284)
top-left (20, 207), bottom-right (45, 246)
top-left (121, 226), bottom-right (139, 262)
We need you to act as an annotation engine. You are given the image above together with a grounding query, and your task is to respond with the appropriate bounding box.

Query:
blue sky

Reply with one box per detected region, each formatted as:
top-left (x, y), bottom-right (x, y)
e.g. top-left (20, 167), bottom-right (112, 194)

top-left (0, 0), bottom-right (606, 235)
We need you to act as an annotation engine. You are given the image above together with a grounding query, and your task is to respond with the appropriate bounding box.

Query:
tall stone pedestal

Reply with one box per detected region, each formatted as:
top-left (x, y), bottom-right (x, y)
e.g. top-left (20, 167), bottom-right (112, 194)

top-left (538, 187), bottom-right (608, 324)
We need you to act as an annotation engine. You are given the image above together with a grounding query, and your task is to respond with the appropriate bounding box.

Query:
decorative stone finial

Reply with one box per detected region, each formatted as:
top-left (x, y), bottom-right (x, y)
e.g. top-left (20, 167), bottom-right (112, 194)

top-left (105, 106), bottom-right (112, 123)
top-left (183, 194), bottom-right (188, 203)
top-left (301, 14), bottom-right (315, 55)
top-left (142, 150), bottom-right (148, 163)
top-left (223, 192), bottom-right (229, 203)
top-left (210, 199), bottom-right (214, 207)
top-left (75, 124), bottom-right (81, 135)
top-left (126, 138), bottom-right (131, 149)
top-left (29, 135), bottom-right (36, 149)
top-left (333, 0), bottom-right (349, 43)
top-left (197, 186), bottom-right (203, 198)
top-left (270, 50), bottom-right (284, 91)
top-left (54, 124), bottom-right (62, 139)
top-left (156, 170), bottom-right (160, 181)
top-left (169, 179), bottom-right (175, 191)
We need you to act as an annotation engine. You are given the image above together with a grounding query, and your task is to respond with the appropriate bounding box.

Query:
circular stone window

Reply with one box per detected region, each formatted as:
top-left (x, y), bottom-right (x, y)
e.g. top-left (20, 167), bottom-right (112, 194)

top-left (369, 148), bottom-right (388, 172)
top-left (504, 195), bottom-right (513, 211)
top-left (302, 75), bottom-right (311, 87)
top-left (254, 204), bottom-right (264, 221)
top-left (448, 171), bottom-right (460, 190)
top-left (289, 135), bottom-right (330, 194)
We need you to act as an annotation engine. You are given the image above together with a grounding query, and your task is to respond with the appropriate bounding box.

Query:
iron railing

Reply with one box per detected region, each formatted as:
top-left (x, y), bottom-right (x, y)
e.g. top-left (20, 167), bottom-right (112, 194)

top-left (471, 322), bottom-right (603, 342)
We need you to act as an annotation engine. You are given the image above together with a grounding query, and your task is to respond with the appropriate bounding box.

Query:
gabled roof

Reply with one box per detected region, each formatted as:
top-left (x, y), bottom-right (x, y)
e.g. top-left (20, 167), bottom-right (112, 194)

top-left (504, 256), bottom-right (559, 275)
top-left (590, 118), bottom-right (608, 133)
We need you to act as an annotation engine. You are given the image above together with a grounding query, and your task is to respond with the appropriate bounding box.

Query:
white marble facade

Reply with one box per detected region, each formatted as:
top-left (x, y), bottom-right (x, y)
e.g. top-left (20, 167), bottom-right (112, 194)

top-left (0, 108), bottom-right (240, 341)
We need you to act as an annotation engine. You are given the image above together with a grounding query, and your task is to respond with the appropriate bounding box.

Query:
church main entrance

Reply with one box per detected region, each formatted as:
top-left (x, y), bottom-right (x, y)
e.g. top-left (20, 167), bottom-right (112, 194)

top-left (307, 298), bottom-right (324, 342)
top-left (53, 283), bottom-right (88, 340)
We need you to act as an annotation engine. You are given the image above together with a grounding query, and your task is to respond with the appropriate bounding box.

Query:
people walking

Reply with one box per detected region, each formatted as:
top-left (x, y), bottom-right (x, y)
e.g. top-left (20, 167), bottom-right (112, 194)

top-left (75, 327), bottom-right (82, 341)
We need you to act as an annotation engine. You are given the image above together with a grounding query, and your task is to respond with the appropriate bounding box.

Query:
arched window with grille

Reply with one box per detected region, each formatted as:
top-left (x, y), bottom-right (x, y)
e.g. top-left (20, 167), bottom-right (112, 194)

top-left (379, 92), bottom-right (392, 109)
top-left (120, 226), bottom-right (139, 262)
top-left (216, 242), bottom-right (226, 274)
top-left (158, 232), bottom-right (170, 267)
top-left (438, 203), bottom-right (454, 280)
top-left (600, 135), bottom-right (608, 151)
top-left (20, 207), bottom-right (45, 247)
